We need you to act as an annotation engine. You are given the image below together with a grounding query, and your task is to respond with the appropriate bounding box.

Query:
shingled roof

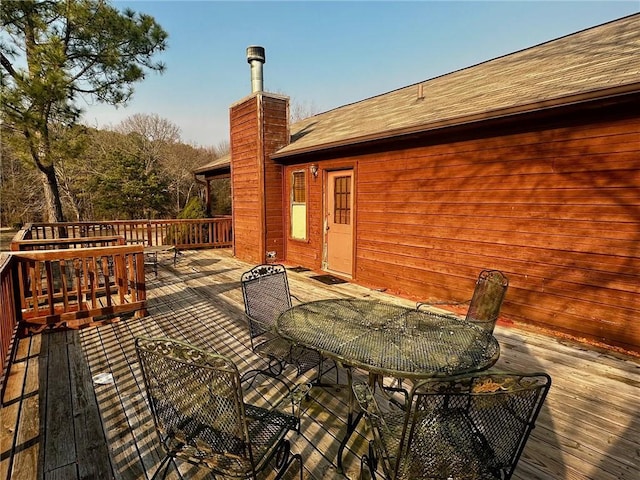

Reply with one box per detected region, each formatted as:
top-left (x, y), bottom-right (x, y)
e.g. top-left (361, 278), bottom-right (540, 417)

top-left (273, 13), bottom-right (640, 159)
top-left (195, 14), bottom-right (640, 176)
top-left (194, 153), bottom-right (230, 175)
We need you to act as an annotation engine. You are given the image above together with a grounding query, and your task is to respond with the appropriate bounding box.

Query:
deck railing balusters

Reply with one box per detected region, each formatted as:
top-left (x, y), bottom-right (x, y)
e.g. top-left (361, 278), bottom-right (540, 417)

top-left (1, 218), bottom-right (231, 388)
top-left (12, 218), bottom-right (232, 250)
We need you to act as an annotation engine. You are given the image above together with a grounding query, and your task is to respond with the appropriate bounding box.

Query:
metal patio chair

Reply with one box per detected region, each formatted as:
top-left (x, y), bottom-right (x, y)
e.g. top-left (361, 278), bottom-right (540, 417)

top-left (241, 264), bottom-right (335, 381)
top-left (353, 371), bottom-right (551, 480)
top-left (135, 336), bottom-right (303, 480)
top-left (417, 269), bottom-right (509, 333)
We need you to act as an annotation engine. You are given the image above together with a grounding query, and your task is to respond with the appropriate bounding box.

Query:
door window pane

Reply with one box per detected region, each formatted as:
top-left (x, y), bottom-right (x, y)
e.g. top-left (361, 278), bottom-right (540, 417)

top-left (334, 176), bottom-right (351, 225)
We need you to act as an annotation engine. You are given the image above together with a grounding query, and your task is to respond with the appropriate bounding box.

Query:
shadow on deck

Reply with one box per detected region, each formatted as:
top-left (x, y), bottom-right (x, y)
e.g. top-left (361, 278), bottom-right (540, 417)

top-left (2, 249), bottom-right (639, 479)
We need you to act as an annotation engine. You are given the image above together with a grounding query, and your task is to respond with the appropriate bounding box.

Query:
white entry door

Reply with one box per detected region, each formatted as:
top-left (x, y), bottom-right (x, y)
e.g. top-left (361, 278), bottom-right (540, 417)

top-left (324, 170), bottom-right (354, 276)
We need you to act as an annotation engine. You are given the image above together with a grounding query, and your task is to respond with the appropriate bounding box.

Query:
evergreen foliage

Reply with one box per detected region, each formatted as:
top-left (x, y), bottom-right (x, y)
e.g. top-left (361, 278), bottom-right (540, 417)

top-left (1, 0), bottom-right (168, 221)
top-left (90, 142), bottom-right (171, 219)
top-left (179, 197), bottom-right (207, 219)
top-left (210, 179), bottom-right (232, 216)
top-left (0, 119), bottom-right (224, 226)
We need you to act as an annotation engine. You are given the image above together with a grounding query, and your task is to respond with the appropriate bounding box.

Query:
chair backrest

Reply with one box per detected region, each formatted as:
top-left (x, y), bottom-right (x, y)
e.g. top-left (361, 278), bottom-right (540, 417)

top-left (390, 372), bottom-right (551, 480)
top-left (465, 269), bottom-right (509, 333)
top-left (135, 337), bottom-right (256, 477)
top-left (241, 264), bottom-right (293, 339)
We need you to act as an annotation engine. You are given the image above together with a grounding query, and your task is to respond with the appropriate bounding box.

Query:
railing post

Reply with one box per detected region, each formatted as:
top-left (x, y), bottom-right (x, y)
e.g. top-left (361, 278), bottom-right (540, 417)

top-left (134, 250), bottom-right (147, 317)
top-left (146, 222), bottom-right (153, 246)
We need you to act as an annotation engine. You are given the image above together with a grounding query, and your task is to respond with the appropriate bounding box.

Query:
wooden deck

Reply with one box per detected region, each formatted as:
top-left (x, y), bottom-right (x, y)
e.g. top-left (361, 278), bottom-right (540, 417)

top-left (2, 249), bottom-right (639, 480)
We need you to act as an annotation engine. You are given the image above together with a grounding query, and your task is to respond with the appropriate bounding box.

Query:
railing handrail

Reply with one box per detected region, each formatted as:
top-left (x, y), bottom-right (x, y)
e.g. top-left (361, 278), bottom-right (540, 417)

top-left (22, 217), bottom-right (233, 249)
top-left (11, 235), bottom-right (125, 251)
top-left (11, 244), bottom-right (142, 260)
top-left (27, 217), bottom-right (230, 226)
top-left (12, 226), bottom-right (31, 242)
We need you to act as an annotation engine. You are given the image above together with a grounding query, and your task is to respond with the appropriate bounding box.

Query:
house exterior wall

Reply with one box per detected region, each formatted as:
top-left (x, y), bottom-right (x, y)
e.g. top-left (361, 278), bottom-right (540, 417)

top-left (282, 106), bottom-right (640, 352)
top-left (262, 96), bottom-right (289, 262)
top-left (284, 158), bottom-right (356, 270)
top-left (231, 96), bottom-right (262, 263)
top-left (230, 93), bottom-right (288, 264)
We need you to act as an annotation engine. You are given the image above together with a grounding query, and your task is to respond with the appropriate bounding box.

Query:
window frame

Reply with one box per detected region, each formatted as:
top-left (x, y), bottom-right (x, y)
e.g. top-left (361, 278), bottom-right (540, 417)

top-left (290, 169), bottom-right (308, 241)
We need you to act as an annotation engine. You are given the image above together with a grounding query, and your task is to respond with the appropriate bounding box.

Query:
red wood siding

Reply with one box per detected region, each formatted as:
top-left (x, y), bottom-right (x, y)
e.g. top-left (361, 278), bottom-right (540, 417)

top-left (231, 94), bottom-right (288, 264)
top-left (262, 96), bottom-right (289, 263)
top-left (283, 113), bottom-right (640, 352)
top-left (285, 159), bottom-right (356, 270)
top-left (231, 97), bottom-right (263, 264)
top-left (285, 165), bottom-right (321, 269)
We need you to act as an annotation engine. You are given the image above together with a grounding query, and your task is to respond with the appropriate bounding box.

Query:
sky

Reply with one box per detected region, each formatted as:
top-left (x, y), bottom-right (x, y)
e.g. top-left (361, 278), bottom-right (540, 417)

top-left (80, 1), bottom-right (640, 148)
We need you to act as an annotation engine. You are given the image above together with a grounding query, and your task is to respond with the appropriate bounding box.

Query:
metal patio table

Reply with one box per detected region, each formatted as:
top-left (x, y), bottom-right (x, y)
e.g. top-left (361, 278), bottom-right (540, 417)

top-left (276, 298), bottom-right (501, 472)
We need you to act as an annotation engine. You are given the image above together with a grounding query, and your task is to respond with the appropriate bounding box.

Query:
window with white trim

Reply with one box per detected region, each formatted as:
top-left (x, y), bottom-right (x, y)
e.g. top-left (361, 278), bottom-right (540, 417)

top-left (291, 170), bottom-right (307, 240)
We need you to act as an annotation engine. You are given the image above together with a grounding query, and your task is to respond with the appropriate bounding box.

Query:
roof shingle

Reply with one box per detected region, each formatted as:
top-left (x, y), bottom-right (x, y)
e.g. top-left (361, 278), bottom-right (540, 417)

top-left (274, 14), bottom-right (640, 158)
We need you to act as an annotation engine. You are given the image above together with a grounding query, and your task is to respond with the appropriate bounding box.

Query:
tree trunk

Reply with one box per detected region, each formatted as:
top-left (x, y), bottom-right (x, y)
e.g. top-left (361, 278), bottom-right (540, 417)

top-left (25, 125), bottom-right (66, 224)
top-left (39, 165), bottom-right (65, 223)
top-left (59, 182), bottom-right (82, 221)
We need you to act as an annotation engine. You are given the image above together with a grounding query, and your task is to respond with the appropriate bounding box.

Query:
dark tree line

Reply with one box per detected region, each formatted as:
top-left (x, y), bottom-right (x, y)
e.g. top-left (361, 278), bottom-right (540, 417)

top-left (1, 116), bottom-right (230, 226)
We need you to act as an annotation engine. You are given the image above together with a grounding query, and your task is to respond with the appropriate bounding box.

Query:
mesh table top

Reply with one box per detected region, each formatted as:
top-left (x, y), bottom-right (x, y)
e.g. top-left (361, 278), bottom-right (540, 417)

top-left (277, 299), bottom-right (500, 378)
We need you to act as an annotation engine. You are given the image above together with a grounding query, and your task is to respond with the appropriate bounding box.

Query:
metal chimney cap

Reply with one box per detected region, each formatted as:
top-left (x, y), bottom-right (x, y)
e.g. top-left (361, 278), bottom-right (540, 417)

top-left (246, 45), bottom-right (266, 64)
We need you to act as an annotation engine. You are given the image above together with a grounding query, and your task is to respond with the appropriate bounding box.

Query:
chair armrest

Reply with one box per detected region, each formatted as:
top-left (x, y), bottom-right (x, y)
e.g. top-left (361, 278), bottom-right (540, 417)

top-left (352, 382), bottom-right (376, 413)
top-left (353, 381), bottom-right (399, 465)
top-left (241, 370), bottom-right (292, 406)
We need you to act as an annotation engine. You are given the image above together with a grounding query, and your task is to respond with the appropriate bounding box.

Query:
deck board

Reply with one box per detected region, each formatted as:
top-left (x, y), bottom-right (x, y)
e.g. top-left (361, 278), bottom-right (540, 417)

top-left (5, 336), bottom-right (40, 480)
top-left (2, 248), bottom-right (639, 480)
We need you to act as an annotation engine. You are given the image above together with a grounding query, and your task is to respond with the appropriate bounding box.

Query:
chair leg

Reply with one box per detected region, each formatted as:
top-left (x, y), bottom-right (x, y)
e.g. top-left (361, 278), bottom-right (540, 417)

top-left (240, 355), bottom-right (287, 391)
top-left (359, 442), bottom-right (379, 480)
top-left (289, 382), bottom-right (312, 433)
top-left (241, 367), bottom-right (282, 391)
top-left (150, 454), bottom-right (184, 480)
top-left (273, 439), bottom-right (303, 480)
top-left (267, 356), bottom-right (285, 376)
top-left (296, 452), bottom-right (304, 480)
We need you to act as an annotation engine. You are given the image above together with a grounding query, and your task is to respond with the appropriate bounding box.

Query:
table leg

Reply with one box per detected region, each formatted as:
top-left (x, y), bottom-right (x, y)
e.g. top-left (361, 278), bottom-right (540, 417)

top-left (337, 411), bottom-right (363, 473)
top-left (337, 367), bottom-right (357, 473)
top-left (337, 370), bottom-right (380, 474)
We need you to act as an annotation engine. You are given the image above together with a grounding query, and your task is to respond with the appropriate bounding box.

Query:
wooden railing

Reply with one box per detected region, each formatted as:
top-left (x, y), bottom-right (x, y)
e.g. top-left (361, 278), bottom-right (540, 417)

top-left (12, 245), bottom-right (147, 334)
top-left (2, 217), bottom-right (231, 389)
top-left (10, 235), bottom-right (125, 251)
top-left (1, 240), bottom-right (148, 389)
top-left (0, 254), bottom-right (18, 387)
top-left (21, 217), bottom-right (233, 249)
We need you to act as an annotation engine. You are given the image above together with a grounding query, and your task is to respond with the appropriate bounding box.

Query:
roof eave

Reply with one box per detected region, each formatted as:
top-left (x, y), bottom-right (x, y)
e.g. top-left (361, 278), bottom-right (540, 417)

top-left (272, 83), bottom-right (640, 160)
top-left (194, 165), bottom-right (230, 175)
